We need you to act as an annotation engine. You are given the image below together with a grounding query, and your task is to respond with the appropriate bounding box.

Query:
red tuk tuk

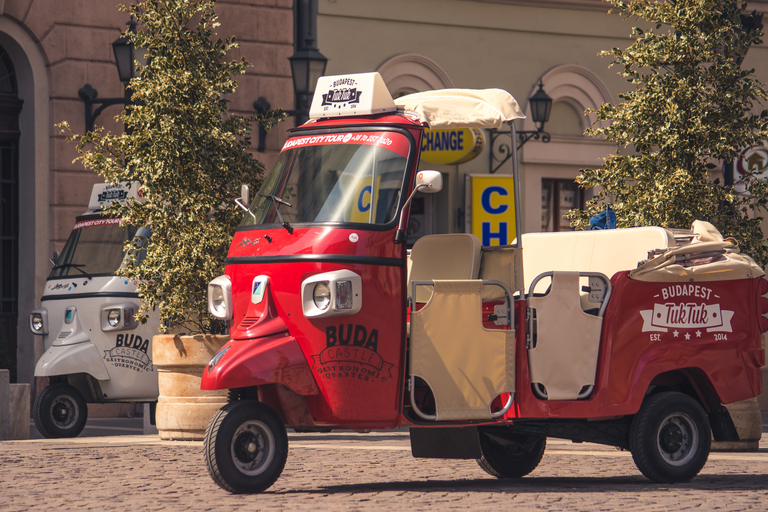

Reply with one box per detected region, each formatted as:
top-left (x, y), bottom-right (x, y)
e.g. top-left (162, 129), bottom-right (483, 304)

top-left (200, 72), bottom-right (766, 493)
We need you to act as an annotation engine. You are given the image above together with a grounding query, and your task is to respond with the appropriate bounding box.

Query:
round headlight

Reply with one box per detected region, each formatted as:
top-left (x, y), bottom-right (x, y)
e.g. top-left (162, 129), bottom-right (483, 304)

top-left (107, 309), bottom-right (121, 327)
top-left (210, 285), bottom-right (227, 317)
top-left (31, 313), bottom-right (44, 333)
top-left (313, 282), bottom-right (331, 310)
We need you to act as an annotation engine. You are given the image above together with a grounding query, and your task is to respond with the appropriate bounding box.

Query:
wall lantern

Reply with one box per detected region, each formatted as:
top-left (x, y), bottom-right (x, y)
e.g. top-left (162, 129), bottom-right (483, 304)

top-left (79, 17), bottom-right (144, 132)
top-left (489, 80), bottom-right (553, 173)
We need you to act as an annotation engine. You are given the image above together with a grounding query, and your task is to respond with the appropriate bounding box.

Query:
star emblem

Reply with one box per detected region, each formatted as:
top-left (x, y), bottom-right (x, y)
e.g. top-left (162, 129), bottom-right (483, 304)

top-left (685, 332), bottom-right (691, 340)
top-left (673, 330), bottom-right (679, 338)
top-left (696, 331), bottom-right (702, 338)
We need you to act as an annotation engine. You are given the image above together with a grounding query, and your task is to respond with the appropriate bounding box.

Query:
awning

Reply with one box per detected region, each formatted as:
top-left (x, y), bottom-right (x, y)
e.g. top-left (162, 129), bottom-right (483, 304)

top-left (394, 88), bottom-right (525, 129)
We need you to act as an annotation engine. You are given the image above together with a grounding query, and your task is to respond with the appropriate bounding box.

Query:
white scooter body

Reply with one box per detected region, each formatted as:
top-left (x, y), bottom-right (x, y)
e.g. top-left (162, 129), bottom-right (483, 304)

top-left (31, 183), bottom-right (159, 411)
top-left (33, 274), bottom-right (160, 401)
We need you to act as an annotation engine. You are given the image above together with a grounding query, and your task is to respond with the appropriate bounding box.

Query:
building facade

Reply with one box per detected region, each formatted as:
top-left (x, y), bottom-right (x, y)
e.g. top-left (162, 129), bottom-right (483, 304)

top-left (0, 0), bottom-right (293, 388)
top-left (1, 0), bottom-right (767, 415)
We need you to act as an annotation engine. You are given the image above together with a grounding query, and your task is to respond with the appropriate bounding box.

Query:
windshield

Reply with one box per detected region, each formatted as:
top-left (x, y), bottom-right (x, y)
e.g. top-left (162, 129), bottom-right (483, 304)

top-left (240, 130), bottom-right (412, 227)
top-left (49, 217), bottom-right (150, 278)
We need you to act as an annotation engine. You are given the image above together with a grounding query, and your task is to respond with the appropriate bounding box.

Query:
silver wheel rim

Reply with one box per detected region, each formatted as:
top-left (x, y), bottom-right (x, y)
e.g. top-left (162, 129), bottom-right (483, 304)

top-left (656, 412), bottom-right (698, 466)
top-left (230, 419), bottom-right (276, 476)
top-left (50, 395), bottom-right (79, 429)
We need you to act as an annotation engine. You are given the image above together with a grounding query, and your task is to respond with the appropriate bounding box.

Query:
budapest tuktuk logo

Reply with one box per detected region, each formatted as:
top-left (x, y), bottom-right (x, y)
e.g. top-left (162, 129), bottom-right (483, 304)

top-left (311, 324), bottom-right (394, 383)
top-left (640, 284), bottom-right (734, 340)
top-left (320, 77), bottom-right (363, 110)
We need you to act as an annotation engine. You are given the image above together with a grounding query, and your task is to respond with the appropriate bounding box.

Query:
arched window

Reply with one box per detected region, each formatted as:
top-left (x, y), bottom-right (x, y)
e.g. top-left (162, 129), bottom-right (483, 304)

top-left (0, 45), bottom-right (18, 96)
top-left (377, 54), bottom-right (453, 97)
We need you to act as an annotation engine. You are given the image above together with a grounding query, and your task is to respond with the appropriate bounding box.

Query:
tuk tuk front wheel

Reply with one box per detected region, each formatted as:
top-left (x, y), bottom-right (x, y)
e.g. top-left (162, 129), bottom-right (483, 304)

top-left (477, 430), bottom-right (546, 478)
top-left (33, 383), bottom-right (88, 438)
top-left (204, 400), bottom-right (288, 494)
top-left (629, 392), bottom-right (711, 483)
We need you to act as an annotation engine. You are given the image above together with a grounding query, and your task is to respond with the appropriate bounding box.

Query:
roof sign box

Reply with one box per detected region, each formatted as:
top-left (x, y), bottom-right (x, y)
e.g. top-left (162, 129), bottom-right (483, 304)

top-left (420, 127), bottom-right (485, 164)
top-left (310, 72), bottom-right (397, 119)
top-left (88, 181), bottom-right (143, 212)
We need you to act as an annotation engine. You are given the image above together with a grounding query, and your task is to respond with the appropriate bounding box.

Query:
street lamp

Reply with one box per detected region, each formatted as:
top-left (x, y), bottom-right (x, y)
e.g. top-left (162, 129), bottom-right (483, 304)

top-left (289, 47), bottom-right (328, 124)
top-left (79, 17), bottom-right (144, 132)
top-left (112, 17), bottom-right (142, 83)
top-left (489, 80), bottom-right (553, 173)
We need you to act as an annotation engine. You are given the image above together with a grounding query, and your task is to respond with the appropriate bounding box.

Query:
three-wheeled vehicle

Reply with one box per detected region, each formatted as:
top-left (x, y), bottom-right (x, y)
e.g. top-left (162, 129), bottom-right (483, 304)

top-left (29, 182), bottom-right (160, 438)
top-left (201, 73), bottom-right (766, 493)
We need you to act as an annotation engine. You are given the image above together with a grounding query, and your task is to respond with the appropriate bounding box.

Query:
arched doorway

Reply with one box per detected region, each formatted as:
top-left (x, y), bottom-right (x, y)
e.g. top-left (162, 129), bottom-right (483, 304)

top-left (0, 43), bottom-right (22, 381)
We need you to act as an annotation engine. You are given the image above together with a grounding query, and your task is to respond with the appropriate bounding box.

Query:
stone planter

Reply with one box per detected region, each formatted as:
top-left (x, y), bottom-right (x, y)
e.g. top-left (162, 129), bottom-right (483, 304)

top-left (153, 334), bottom-right (229, 440)
top-left (711, 397), bottom-right (762, 452)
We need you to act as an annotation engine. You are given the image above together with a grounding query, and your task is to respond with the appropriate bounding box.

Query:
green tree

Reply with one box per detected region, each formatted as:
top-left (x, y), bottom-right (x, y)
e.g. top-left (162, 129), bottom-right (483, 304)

top-left (62, 0), bottom-right (282, 333)
top-left (568, 0), bottom-right (768, 266)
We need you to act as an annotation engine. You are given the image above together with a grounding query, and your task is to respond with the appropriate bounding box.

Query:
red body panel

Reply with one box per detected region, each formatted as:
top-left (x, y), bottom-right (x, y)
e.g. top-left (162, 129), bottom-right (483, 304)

top-left (511, 271), bottom-right (765, 419)
top-left (204, 224), bottom-right (408, 427)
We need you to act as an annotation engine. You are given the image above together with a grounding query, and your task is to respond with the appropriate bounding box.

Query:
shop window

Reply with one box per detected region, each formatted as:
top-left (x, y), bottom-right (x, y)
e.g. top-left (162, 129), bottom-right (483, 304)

top-left (541, 179), bottom-right (584, 232)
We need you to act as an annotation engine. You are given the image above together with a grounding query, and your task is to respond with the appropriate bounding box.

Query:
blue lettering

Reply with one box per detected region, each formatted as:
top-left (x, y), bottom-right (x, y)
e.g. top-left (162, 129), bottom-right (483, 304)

top-left (422, 132), bottom-right (433, 152)
top-left (481, 186), bottom-right (509, 214)
top-left (358, 186), bottom-right (371, 213)
top-left (482, 222), bottom-right (508, 246)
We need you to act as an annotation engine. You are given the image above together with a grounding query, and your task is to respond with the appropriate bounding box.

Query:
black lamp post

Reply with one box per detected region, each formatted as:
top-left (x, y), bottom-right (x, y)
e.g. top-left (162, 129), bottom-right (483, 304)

top-left (254, 0), bottom-right (327, 151)
top-left (79, 17), bottom-right (143, 132)
top-left (489, 80), bottom-right (553, 173)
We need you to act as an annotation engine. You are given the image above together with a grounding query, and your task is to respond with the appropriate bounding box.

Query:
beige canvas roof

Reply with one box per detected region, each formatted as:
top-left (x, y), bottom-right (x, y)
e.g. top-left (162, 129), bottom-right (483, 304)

top-left (394, 88), bottom-right (525, 129)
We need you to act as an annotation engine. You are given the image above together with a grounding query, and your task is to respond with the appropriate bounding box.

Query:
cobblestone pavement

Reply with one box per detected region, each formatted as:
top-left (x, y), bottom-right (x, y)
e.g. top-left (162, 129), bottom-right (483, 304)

top-left (2, 428), bottom-right (767, 512)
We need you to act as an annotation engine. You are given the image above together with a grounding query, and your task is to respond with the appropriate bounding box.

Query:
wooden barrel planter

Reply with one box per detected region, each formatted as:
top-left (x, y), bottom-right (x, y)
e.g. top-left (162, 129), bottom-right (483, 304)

top-left (153, 334), bottom-right (229, 440)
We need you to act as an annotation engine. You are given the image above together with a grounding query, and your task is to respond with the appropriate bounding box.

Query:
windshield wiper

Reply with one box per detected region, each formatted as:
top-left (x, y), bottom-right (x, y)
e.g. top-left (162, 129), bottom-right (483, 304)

top-left (259, 193), bottom-right (294, 234)
top-left (52, 263), bottom-right (93, 280)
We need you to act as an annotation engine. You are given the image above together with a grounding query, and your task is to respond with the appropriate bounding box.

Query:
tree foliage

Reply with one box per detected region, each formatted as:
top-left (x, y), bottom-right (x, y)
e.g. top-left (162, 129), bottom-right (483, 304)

top-left (62, 0), bottom-right (282, 333)
top-left (568, 0), bottom-right (768, 266)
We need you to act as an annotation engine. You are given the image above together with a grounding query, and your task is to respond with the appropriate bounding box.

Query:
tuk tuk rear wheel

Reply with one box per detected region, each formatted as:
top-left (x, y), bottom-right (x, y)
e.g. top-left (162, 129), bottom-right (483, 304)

top-left (629, 392), bottom-right (710, 483)
top-left (33, 383), bottom-right (88, 439)
top-left (477, 430), bottom-right (546, 478)
top-left (204, 400), bottom-right (288, 494)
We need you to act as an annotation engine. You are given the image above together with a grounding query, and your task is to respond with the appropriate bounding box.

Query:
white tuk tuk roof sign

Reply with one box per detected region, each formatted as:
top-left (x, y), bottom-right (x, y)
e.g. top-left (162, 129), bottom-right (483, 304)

top-left (310, 72), bottom-right (525, 130)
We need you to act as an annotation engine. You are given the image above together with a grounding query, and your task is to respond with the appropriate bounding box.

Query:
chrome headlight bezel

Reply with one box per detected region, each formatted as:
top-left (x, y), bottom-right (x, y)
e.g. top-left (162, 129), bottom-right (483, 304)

top-left (29, 309), bottom-right (48, 335)
top-left (208, 275), bottom-right (233, 320)
top-left (100, 303), bottom-right (140, 332)
top-left (301, 270), bottom-right (362, 318)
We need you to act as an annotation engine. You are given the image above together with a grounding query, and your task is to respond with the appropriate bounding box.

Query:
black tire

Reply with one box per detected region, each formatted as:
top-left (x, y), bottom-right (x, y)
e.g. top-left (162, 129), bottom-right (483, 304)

top-left (629, 392), bottom-right (711, 483)
top-left (477, 430), bottom-right (546, 478)
top-left (33, 383), bottom-right (88, 439)
top-left (204, 401), bottom-right (288, 494)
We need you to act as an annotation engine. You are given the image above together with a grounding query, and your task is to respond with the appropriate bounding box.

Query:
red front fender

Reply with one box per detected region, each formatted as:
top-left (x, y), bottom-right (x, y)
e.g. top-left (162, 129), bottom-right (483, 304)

top-left (201, 333), bottom-right (319, 396)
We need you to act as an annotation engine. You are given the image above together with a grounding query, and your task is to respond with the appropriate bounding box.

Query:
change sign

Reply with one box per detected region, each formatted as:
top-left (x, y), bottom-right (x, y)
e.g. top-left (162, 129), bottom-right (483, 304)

top-left (420, 128), bottom-right (484, 164)
top-left (469, 175), bottom-right (516, 246)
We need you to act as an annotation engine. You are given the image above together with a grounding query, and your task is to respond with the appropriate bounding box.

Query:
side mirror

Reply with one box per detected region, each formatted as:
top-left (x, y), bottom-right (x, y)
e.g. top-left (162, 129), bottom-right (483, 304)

top-left (415, 170), bottom-right (443, 193)
top-left (394, 170), bottom-right (444, 244)
top-left (234, 184), bottom-right (250, 213)
top-left (50, 251), bottom-right (60, 266)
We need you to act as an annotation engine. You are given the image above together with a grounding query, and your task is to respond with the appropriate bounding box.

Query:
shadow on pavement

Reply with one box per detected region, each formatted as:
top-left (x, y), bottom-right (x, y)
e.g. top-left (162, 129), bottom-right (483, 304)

top-left (294, 473), bottom-right (768, 495)
top-left (28, 417), bottom-right (146, 439)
